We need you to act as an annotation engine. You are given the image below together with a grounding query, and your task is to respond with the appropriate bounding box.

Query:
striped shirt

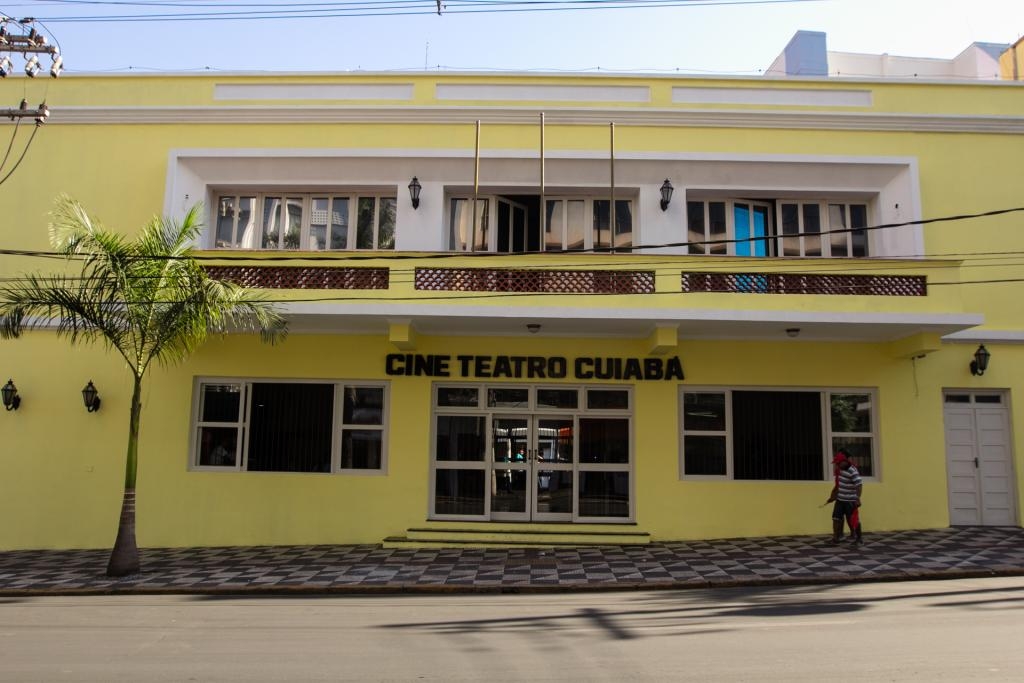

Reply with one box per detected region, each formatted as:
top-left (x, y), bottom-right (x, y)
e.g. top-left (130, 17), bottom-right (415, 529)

top-left (836, 464), bottom-right (862, 502)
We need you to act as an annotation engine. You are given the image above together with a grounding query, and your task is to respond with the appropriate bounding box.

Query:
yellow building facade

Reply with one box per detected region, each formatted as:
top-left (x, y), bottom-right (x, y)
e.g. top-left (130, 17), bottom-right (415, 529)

top-left (1, 71), bottom-right (1022, 550)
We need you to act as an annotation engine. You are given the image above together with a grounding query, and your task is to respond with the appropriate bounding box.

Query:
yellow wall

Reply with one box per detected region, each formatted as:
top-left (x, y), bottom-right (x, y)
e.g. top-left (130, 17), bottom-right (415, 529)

top-left (2, 72), bottom-right (1023, 549)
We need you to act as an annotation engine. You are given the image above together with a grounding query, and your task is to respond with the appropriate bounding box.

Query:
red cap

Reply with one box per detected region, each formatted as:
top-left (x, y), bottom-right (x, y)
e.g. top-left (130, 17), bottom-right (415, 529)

top-left (832, 452), bottom-right (848, 464)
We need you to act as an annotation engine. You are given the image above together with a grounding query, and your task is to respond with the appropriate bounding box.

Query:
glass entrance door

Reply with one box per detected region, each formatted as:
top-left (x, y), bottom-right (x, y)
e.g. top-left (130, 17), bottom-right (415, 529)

top-left (491, 416), bottom-right (574, 521)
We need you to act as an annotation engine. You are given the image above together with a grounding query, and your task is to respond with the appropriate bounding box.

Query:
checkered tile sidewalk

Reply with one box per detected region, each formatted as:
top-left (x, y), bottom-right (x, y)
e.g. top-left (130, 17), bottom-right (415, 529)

top-left (1, 527), bottom-right (1023, 595)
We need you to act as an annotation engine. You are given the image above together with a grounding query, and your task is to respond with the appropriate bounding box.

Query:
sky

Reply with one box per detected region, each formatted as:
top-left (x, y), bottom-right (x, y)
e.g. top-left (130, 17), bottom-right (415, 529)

top-left (3, 0), bottom-right (1024, 74)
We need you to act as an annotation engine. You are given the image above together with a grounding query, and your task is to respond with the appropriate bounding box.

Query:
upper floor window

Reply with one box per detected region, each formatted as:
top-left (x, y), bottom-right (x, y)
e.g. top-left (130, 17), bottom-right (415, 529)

top-left (448, 194), bottom-right (633, 253)
top-left (215, 193), bottom-right (396, 251)
top-left (686, 197), bottom-right (869, 258)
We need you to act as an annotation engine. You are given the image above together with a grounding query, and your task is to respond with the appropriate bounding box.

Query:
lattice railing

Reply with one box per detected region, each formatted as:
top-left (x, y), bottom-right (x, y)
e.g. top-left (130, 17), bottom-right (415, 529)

top-left (415, 268), bottom-right (656, 294)
top-left (681, 272), bottom-right (926, 296)
top-left (205, 266), bottom-right (389, 289)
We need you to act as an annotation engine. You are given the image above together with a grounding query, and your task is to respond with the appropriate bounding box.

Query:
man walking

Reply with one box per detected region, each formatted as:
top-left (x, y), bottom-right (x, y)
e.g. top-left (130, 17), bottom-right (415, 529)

top-left (826, 449), bottom-right (863, 545)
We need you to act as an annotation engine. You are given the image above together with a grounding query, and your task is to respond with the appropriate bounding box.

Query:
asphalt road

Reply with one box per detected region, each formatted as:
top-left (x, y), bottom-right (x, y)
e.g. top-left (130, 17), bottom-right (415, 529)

top-left (1, 577), bottom-right (1023, 681)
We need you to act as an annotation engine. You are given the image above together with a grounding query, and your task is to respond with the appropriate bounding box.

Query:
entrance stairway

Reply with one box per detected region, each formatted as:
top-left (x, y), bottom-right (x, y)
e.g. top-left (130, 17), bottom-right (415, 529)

top-left (382, 523), bottom-right (651, 549)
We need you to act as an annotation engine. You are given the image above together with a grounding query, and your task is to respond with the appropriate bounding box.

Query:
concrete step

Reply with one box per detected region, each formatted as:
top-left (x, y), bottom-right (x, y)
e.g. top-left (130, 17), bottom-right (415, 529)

top-left (382, 525), bottom-right (650, 549)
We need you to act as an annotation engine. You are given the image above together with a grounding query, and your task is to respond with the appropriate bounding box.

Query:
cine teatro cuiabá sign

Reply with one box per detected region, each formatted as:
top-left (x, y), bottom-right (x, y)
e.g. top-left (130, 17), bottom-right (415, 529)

top-left (385, 354), bottom-right (684, 381)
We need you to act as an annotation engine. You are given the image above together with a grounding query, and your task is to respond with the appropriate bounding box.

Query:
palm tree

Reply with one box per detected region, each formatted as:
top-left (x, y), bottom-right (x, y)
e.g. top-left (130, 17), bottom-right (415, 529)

top-left (0, 196), bottom-right (287, 576)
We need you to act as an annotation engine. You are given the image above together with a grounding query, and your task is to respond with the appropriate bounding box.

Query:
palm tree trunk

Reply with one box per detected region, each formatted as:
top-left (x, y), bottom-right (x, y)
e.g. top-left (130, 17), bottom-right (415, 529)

top-left (106, 374), bottom-right (143, 577)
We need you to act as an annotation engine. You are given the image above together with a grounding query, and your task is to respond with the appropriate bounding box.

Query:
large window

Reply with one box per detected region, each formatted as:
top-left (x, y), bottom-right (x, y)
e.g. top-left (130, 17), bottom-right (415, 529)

top-left (215, 193), bottom-right (396, 251)
top-left (448, 194), bottom-right (634, 252)
top-left (191, 379), bottom-right (388, 473)
top-left (686, 198), bottom-right (870, 258)
top-left (679, 388), bottom-right (877, 480)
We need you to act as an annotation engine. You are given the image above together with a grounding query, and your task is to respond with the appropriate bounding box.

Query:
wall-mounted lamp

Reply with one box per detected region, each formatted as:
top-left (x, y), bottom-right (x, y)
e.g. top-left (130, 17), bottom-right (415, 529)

top-left (408, 176), bottom-right (422, 210)
top-left (82, 380), bottom-right (101, 413)
top-left (2, 379), bottom-right (20, 411)
top-left (785, 328), bottom-right (801, 338)
top-left (526, 323), bottom-right (541, 334)
top-left (659, 179), bottom-right (674, 212)
top-left (970, 344), bottom-right (990, 376)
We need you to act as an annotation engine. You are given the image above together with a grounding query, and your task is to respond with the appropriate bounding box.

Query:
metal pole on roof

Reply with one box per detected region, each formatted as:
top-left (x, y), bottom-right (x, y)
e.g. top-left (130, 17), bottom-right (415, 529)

top-left (472, 119), bottom-right (481, 251)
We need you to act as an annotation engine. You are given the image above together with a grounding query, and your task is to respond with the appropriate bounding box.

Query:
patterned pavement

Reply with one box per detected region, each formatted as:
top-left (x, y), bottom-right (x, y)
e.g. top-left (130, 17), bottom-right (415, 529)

top-left (1, 527), bottom-right (1023, 595)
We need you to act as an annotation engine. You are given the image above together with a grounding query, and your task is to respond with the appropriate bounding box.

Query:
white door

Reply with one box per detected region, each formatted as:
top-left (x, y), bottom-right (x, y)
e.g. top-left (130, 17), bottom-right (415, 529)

top-left (943, 392), bottom-right (1017, 526)
top-left (490, 415), bottom-right (574, 522)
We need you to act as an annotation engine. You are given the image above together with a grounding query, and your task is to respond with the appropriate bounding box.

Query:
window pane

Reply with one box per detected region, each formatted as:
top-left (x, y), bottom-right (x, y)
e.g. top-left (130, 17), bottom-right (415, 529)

top-left (613, 200), bottom-right (632, 248)
top-left (378, 197), bottom-right (396, 250)
top-left (832, 436), bottom-right (872, 477)
top-left (566, 200), bottom-right (584, 250)
top-left (246, 383), bottom-right (333, 473)
top-left (284, 197), bottom-right (302, 249)
top-left (944, 394), bottom-right (971, 403)
top-left (536, 388), bottom-right (578, 410)
top-left (237, 197), bottom-right (256, 249)
top-left (197, 426), bottom-right (239, 467)
top-left (536, 470), bottom-right (573, 514)
top-left (831, 393), bottom-right (871, 433)
top-left (828, 204), bottom-right (849, 257)
top-left (435, 415), bottom-right (486, 462)
top-left (684, 435), bottom-right (727, 476)
top-left (579, 471), bottom-right (629, 517)
top-left (780, 203), bottom-right (800, 256)
top-left (310, 197), bottom-right (329, 251)
top-left (487, 388), bottom-right (529, 408)
top-left (262, 197), bottom-right (282, 249)
top-left (356, 197), bottom-right (376, 249)
top-left (802, 203), bottom-right (821, 257)
top-left (492, 418), bottom-right (528, 463)
top-left (200, 384), bottom-right (242, 423)
top-left (733, 390), bottom-right (823, 481)
top-left (683, 392), bottom-right (726, 431)
top-left (216, 197), bottom-right (236, 248)
top-left (492, 469), bottom-right (528, 513)
top-left (687, 201), bottom-right (706, 255)
top-left (437, 387), bottom-right (478, 407)
top-left (343, 386), bottom-right (384, 425)
top-left (545, 200), bottom-right (563, 251)
top-left (975, 395), bottom-right (1002, 404)
top-left (592, 200), bottom-right (611, 249)
top-left (434, 469), bottom-right (485, 516)
top-left (708, 201), bottom-right (727, 255)
top-left (341, 429), bottom-right (382, 469)
top-left (538, 418), bottom-right (573, 463)
top-left (850, 204), bottom-right (868, 257)
top-left (586, 389), bottom-right (629, 410)
top-left (330, 197), bottom-right (349, 250)
top-left (579, 418), bottom-right (629, 464)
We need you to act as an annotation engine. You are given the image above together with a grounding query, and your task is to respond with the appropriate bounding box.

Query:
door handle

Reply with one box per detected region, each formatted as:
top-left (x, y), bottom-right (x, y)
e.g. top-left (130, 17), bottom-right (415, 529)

top-left (974, 457), bottom-right (979, 468)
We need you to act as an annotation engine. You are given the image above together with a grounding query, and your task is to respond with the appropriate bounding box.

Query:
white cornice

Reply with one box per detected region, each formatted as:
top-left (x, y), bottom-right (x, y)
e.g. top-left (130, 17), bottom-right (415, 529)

top-left (36, 106), bottom-right (1024, 134)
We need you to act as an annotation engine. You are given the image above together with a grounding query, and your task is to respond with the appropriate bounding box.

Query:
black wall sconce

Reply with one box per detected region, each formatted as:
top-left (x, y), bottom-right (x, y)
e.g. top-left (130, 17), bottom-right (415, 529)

top-left (82, 380), bottom-right (101, 412)
top-left (970, 344), bottom-right (990, 376)
top-left (659, 179), bottom-right (674, 211)
top-left (408, 176), bottom-right (422, 209)
top-left (2, 379), bottom-right (20, 411)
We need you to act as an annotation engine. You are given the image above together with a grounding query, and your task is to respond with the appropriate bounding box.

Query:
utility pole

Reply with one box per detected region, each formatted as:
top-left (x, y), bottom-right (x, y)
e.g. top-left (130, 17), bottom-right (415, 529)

top-left (0, 16), bottom-right (61, 184)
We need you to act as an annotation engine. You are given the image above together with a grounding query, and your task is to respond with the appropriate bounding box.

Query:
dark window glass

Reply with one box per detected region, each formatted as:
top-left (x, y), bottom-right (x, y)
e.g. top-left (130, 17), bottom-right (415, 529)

top-left (850, 204), bottom-right (868, 257)
top-left (579, 471), bottom-right (629, 517)
top-left (831, 436), bottom-right (872, 477)
top-left (491, 469), bottom-right (528, 513)
top-left (975, 395), bottom-right (1002, 404)
top-left (246, 383), bottom-right (333, 473)
top-left (687, 201), bottom-right (706, 255)
top-left (580, 418), bottom-right (629, 464)
top-left (487, 388), bottom-right (529, 408)
top-left (435, 415), bottom-right (486, 462)
top-left (341, 430), bottom-right (382, 469)
top-left (434, 469), bottom-right (485, 515)
top-left (535, 470), bottom-right (573, 514)
top-left (378, 197), bottom-right (396, 250)
top-left (343, 387), bottom-right (383, 425)
top-left (708, 201), bottom-right (727, 255)
top-left (830, 394), bottom-right (871, 433)
top-left (197, 426), bottom-right (239, 467)
top-left (780, 203), bottom-right (800, 256)
top-left (536, 388), bottom-right (578, 410)
top-left (216, 197), bottom-right (236, 248)
top-left (684, 435), bottom-right (727, 476)
top-left (586, 389), bottom-right (628, 410)
top-left (803, 203), bottom-right (821, 256)
top-left (683, 393), bottom-right (726, 431)
top-left (733, 391), bottom-right (823, 481)
top-left (437, 387), bottom-right (479, 407)
top-left (201, 384), bottom-right (241, 423)
top-left (944, 394), bottom-right (970, 403)
top-left (356, 197), bottom-right (376, 249)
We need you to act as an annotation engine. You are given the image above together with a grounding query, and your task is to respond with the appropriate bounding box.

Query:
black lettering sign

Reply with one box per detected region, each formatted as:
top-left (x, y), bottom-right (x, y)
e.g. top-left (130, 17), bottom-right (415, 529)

top-left (385, 354), bottom-right (683, 380)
